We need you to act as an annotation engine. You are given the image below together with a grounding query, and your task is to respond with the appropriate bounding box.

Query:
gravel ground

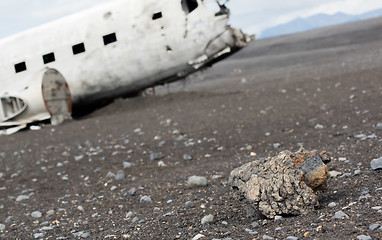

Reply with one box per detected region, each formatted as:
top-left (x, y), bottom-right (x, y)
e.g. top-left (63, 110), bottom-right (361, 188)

top-left (1, 17), bottom-right (382, 239)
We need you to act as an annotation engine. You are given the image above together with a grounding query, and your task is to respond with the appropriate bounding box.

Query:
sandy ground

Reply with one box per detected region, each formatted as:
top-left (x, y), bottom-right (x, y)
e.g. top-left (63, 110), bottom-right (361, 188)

top-left (0, 16), bottom-right (382, 239)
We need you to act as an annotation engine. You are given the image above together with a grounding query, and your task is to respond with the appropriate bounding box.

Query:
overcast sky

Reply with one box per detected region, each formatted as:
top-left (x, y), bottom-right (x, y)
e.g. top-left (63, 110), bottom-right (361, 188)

top-left (1, 0), bottom-right (382, 39)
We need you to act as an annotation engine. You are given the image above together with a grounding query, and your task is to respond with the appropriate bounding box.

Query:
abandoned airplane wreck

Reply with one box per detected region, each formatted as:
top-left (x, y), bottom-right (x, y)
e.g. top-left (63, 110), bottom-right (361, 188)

top-left (0, 0), bottom-right (252, 132)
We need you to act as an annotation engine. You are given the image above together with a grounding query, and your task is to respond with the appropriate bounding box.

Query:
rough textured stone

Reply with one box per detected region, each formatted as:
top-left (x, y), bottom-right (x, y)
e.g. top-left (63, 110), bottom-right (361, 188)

top-left (370, 157), bottom-right (382, 170)
top-left (187, 176), bottom-right (208, 187)
top-left (201, 214), bottom-right (214, 224)
top-left (229, 148), bottom-right (330, 218)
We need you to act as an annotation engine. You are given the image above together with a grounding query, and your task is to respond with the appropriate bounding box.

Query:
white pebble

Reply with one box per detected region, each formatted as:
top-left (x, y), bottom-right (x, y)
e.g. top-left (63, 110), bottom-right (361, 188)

top-left (31, 211), bottom-right (42, 219)
top-left (201, 214), bottom-right (214, 224)
top-left (328, 202), bottom-right (337, 208)
top-left (192, 234), bottom-right (205, 240)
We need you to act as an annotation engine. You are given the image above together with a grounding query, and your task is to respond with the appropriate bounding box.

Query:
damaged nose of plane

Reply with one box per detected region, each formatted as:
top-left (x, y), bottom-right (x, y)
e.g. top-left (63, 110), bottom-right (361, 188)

top-left (0, 68), bottom-right (72, 128)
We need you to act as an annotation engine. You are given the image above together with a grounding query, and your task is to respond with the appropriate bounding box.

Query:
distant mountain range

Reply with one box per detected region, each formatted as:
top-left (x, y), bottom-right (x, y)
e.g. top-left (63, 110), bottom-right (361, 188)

top-left (260, 8), bottom-right (382, 38)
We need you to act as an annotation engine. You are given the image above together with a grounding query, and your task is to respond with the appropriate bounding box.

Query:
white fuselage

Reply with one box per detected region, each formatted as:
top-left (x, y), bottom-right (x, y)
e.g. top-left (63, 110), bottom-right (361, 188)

top-left (0, 0), bottom-right (250, 127)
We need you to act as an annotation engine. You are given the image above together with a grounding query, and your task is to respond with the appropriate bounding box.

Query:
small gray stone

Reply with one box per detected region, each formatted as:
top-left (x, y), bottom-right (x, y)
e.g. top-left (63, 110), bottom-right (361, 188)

top-left (286, 237), bottom-right (299, 240)
top-left (41, 226), bottom-right (53, 231)
top-left (0, 172), bottom-right (4, 179)
top-left (357, 235), bottom-right (372, 240)
top-left (115, 170), bottom-right (126, 181)
top-left (5, 216), bottom-right (14, 223)
top-left (369, 223), bottom-right (379, 230)
top-left (354, 170), bottom-right (361, 175)
top-left (31, 211), bottom-right (42, 219)
top-left (34, 232), bottom-right (46, 239)
top-left (332, 211), bottom-right (349, 219)
top-left (46, 210), bottom-right (55, 217)
top-left (140, 195), bottom-right (152, 204)
top-left (74, 231), bottom-right (91, 238)
top-left (274, 215), bottom-right (282, 221)
top-left (187, 176), bottom-right (208, 187)
top-left (150, 152), bottom-right (164, 161)
top-left (328, 202), bottom-right (337, 208)
top-left (251, 221), bottom-right (259, 228)
top-left (126, 211), bottom-right (134, 218)
top-left (106, 172), bottom-right (115, 179)
top-left (125, 187), bottom-right (136, 197)
top-left (16, 195), bottom-right (30, 202)
top-left (0, 224), bottom-right (5, 231)
top-left (371, 157), bottom-right (382, 170)
top-left (185, 201), bottom-right (195, 208)
top-left (376, 123), bottom-right (382, 131)
top-left (123, 162), bottom-right (134, 169)
top-left (201, 214), bottom-right (214, 224)
top-left (330, 171), bottom-right (342, 177)
top-left (183, 154), bottom-right (193, 161)
top-left (262, 235), bottom-right (274, 240)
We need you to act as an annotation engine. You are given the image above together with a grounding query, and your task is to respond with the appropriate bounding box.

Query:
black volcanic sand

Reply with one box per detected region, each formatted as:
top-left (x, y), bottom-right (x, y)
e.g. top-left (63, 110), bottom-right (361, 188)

top-left (1, 17), bottom-right (382, 239)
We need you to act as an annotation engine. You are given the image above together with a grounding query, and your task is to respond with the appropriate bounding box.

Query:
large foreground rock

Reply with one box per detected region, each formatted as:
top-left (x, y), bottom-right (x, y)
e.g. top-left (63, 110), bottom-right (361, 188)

top-left (229, 148), bottom-right (330, 218)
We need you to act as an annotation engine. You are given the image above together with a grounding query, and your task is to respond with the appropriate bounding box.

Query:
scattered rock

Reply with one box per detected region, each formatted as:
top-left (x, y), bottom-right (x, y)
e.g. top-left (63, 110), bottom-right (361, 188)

top-left (140, 195), bottom-right (152, 204)
top-left (328, 202), bottom-right (337, 208)
top-left (201, 214), bottom-right (214, 224)
top-left (125, 187), bottom-right (136, 197)
top-left (263, 235), bottom-right (274, 240)
top-left (315, 124), bottom-right (324, 130)
top-left (376, 123), bottom-right (382, 131)
top-left (286, 237), bottom-right (299, 240)
top-left (123, 162), bottom-right (134, 169)
top-left (185, 201), bottom-right (195, 208)
top-left (126, 211), bottom-right (134, 218)
top-left (74, 231), bottom-right (91, 238)
top-left (5, 216), bottom-right (14, 223)
top-left (16, 195), bottom-right (30, 202)
top-left (332, 211), bottom-right (349, 219)
top-left (115, 170), bottom-right (126, 181)
top-left (150, 152), bottom-right (164, 161)
top-left (46, 210), bottom-right (55, 217)
top-left (369, 223), bottom-right (379, 230)
top-left (34, 232), bottom-right (46, 239)
top-left (78, 206), bottom-right (85, 212)
top-left (229, 148), bottom-right (330, 218)
top-left (183, 154), bottom-right (193, 161)
top-left (192, 234), bottom-right (206, 240)
top-left (0, 224), bottom-right (5, 231)
top-left (31, 211), bottom-right (42, 219)
top-left (330, 171), bottom-right (342, 177)
top-left (187, 176), bottom-right (208, 187)
top-left (357, 235), bottom-right (372, 240)
top-left (370, 157), bottom-right (382, 170)
top-left (274, 215), bottom-right (283, 221)
top-left (158, 160), bottom-right (167, 167)
top-left (106, 172), bottom-right (115, 179)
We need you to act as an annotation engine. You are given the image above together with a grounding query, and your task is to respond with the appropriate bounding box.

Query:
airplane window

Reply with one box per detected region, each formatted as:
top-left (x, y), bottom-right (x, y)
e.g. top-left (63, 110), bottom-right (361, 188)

top-left (15, 62), bottom-right (27, 73)
top-left (72, 43), bottom-right (86, 55)
top-left (43, 52), bottom-right (55, 64)
top-left (181, 0), bottom-right (198, 14)
top-left (152, 12), bottom-right (162, 20)
top-left (103, 33), bottom-right (117, 45)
